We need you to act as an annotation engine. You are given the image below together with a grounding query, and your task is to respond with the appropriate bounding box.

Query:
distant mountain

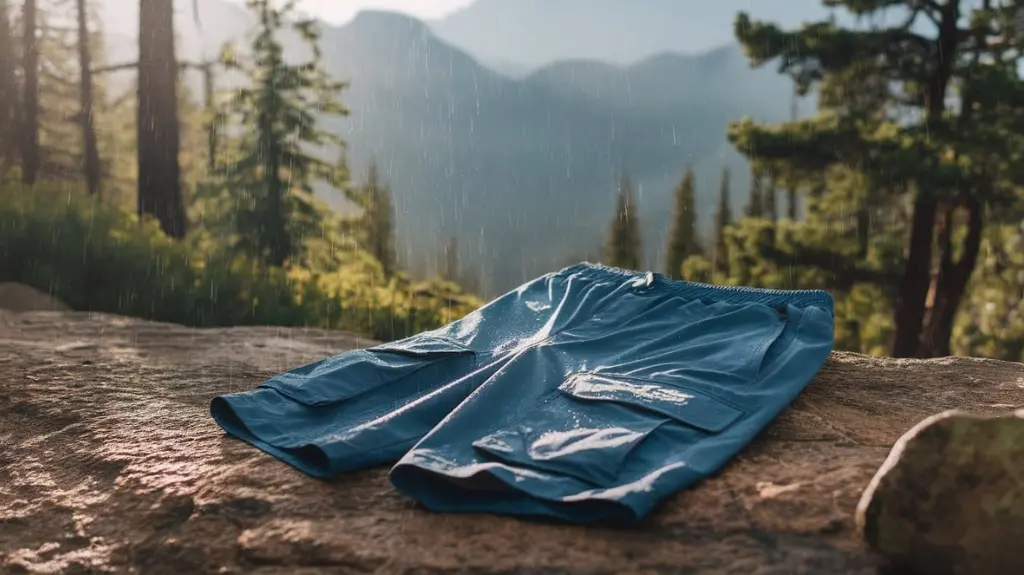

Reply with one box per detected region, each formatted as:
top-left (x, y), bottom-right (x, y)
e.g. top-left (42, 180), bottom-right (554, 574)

top-left (96, 1), bottom-right (806, 295)
top-left (430, 0), bottom-right (832, 70)
top-left (320, 12), bottom-right (807, 292)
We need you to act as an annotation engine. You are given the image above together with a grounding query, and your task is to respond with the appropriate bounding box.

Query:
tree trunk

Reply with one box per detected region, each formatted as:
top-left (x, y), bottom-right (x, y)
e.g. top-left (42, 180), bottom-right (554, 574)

top-left (891, 197), bottom-right (937, 357)
top-left (202, 62), bottom-right (216, 172)
top-left (890, 0), bottom-right (959, 358)
top-left (265, 151), bottom-right (287, 266)
top-left (76, 0), bottom-right (101, 196)
top-left (0, 0), bottom-right (18, 165)
top-left (918, 203), bottom-right (953, 353)
top-left (137, 0), bottom-right (186, 237)
top-left (20, 0), bottom-right (40, 185)
top-left (917, 198), bottom-right (984, 358)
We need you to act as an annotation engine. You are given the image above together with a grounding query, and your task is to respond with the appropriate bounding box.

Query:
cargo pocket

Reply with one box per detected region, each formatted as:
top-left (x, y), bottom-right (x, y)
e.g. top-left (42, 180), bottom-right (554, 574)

top-left (261, 334), bottom-right (475, 407)
top-left (472, 372), bottom-right (744, 486)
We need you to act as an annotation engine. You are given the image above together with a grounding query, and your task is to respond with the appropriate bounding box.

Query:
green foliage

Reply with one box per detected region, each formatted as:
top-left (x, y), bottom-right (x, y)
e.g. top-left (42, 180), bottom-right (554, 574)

top-left (680, 254), bottom-right (714, 284)
top-left (208, 0), bottom-right (349, 267)
top-left (0, 181), bottom-right (480, 341)
top-left (954, 223), bottom-right (1024, 362)
top-left (604, 176), bottom-right (643, 270)
top-left (663, 166), bottom-right (700, 279)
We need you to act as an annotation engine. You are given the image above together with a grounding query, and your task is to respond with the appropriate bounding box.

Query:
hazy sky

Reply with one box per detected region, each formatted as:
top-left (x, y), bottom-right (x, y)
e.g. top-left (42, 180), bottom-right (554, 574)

top-left (278, 0), bottom-right (475, 24)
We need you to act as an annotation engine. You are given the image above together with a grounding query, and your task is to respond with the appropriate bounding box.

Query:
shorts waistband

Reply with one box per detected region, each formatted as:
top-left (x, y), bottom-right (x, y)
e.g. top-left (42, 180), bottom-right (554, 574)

top-left (561, 262), bottom-right (834, 314)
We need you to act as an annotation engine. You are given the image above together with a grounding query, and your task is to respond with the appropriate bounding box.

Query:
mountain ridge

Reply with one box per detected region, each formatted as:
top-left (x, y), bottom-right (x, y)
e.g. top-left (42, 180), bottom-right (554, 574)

top-left (430, 0), bottom-right (831, 71)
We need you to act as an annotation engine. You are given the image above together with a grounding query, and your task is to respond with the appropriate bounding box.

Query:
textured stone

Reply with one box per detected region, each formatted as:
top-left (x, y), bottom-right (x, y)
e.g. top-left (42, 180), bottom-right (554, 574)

top-left (0, 283), bottom-right (70, 312)
top-left (856, 409), bottom-right (1024, 575)
top-left (0, 310), bottom-right (1022, 574)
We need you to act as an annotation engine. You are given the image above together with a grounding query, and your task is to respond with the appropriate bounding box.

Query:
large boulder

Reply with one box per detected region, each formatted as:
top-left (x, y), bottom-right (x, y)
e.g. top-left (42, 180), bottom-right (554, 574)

top-left (1, 310), bottom-right (1022, 574)
top-left (856, 409), bottom-right (1024, 574)
top-left (0, 283), bottom-right (70, 312)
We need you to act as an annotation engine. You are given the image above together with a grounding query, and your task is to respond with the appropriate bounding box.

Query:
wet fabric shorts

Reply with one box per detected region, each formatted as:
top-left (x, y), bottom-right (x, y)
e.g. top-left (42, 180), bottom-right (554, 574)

top-left (210, 263), bottom-right (835, 523)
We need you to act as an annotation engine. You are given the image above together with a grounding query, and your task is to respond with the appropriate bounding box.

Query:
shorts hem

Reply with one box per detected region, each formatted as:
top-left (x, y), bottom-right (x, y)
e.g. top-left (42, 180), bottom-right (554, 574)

top-left (388, 455), bottom-right (687, 524)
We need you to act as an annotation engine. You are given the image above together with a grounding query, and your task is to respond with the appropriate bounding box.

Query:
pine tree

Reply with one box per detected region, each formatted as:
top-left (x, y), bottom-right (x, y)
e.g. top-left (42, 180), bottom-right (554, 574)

top-left (357, 161), bottom-right (397, 278)
top-left (729, 1), bottom-right (1024, 358)
top-left (712, 168), bottom-right (733, 274)
top-left (4, 0), bottom-right (125, 195)
top-left (604, 175), bottom-right (643, 270)
top-left (744, 169), bottom-right (763, 218)
top-left (663, 166), bottom-right (699, 279)
top-left (217, 0), bottom-right (349, 267)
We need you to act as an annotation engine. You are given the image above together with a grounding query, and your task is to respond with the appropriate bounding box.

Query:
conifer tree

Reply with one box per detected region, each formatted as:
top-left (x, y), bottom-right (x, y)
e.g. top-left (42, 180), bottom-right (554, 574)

top-left (744, 169), bottom-right (763, 218)
top-left (217, 0), bottom-right (349, 267)
top-left (4, 0), bottom-right (125, 195)
top-left (729, 0), bottom-right (1024, 357)
top-left (712, 168), bottom-right (733, 274)
top-left (663, 166), bottom-right (699, 279)
top-left (357, 161), bottom-right (397, 278)
top-left (604, 175), bottom-right (643, 270)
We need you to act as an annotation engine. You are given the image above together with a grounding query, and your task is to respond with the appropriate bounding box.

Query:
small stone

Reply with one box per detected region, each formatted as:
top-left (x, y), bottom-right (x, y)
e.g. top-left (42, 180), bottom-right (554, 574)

top-left (855, 408), bottom-right (1024, 575)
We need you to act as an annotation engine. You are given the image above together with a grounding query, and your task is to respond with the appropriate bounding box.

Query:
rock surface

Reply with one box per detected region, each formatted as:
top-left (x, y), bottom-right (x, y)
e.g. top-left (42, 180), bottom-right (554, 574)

top-left (1, 310), bottom-right (1022, 575)
top-left (856, 409), bottom-right (1024, 575)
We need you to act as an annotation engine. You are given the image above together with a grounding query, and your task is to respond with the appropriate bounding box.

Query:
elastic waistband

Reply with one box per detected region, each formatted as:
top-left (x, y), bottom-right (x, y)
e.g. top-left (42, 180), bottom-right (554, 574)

top-left (561, 262), bottom-right (834, 314)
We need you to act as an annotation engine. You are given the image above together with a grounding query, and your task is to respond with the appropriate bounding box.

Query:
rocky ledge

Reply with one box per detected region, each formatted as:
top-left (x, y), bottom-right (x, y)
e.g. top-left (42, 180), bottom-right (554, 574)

top-left (1, 310), bottom-right (1023, 574)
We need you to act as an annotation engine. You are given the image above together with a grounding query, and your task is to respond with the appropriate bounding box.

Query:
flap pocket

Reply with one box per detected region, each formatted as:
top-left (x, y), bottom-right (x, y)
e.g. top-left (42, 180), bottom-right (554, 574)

top-left (263, 335), bottom-right (474, 407)
top-left (369, 335), bottom-right (472, 356)
top-left (472, 372), bottom-right (744, 486)
top-left (560, 372), bottom-right (744, 433)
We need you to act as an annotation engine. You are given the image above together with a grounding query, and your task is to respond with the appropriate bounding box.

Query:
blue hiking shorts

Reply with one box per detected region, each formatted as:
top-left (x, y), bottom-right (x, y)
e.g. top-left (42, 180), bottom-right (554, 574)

top-left (211, 263), bottom-right (835, 523)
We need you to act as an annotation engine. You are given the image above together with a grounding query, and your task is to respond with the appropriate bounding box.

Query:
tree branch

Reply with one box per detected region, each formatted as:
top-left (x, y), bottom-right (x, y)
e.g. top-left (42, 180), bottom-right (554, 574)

top-left (91, 60), bottom-right (212, 75)
top-left (91, 62), bottom-right (134, 74)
